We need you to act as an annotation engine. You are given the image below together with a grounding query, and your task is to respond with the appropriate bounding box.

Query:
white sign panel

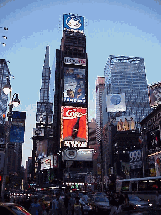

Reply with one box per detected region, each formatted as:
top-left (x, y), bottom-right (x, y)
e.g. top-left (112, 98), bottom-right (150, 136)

top-left (64, 141), bottom-right (87, 148)
top-left (106, 93), bottom-right (126, 112)
top-left (64, 57), bottom-right (86, 66)
top-left (33, 128), bottom-right (44, 137)
top-left (41, 155), bottom-right (53, 170)
top-left (62, 149), bottom-right (94, 161)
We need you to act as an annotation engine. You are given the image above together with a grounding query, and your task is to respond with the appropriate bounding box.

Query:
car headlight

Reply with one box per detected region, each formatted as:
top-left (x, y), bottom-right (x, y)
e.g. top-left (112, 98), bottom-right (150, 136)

top-left (136, 204), bottom-right (141, 207)
top-left (149, 203), bottom-right (152, 207)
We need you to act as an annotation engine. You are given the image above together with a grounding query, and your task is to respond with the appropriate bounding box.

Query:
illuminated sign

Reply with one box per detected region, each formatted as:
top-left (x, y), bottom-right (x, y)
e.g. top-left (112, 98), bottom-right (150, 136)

top-left (64, 57), bottom-right (86, 66)
top-left (41, 155), bottom-right (53, 170)
top-left (61, 106), bottom-right (88, 145)
top-left (64, 67), bottom-right (86, 104)
top-left (106, 93), bottom-right (126, 112)
top-left (63, 14), bottom-right (84, 32)
top-left (129, 149), bottom-right (142, 169)
top-left (116, 116), bottom-right (136, 131)
top-left (62, 149), bottom-right (94, 161)
top-left (63, 141), bottom-right (87, 148)
top-left (36, 139), bottom-right (47, 159)
top-left (148, 84), bottom-right (161, 108)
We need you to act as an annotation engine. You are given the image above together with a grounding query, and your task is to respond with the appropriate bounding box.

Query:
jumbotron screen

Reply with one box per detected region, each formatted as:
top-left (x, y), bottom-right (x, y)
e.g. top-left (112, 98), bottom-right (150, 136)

top-left (61, 106), bottom-right (88, 147)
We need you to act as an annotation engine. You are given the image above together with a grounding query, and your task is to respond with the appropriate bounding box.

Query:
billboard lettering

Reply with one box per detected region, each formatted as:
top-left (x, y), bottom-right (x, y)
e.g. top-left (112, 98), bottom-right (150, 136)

top-left (63, 140), bottom-right (87, 148)
top-left (64, 57), bottom-right (86, 66)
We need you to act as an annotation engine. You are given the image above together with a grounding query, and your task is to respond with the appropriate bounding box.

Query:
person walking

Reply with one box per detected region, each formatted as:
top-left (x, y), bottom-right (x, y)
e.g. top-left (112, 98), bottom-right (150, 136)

top-left (29, 197), bottom-right (41, 215)
top-left (73, 197), bottom-right (83, 215)
top-left (52, 193), bottom-right (61, 215)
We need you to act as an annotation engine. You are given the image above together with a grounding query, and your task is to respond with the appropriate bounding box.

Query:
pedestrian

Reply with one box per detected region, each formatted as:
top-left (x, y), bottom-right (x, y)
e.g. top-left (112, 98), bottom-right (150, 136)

top-left (155, 191), bottom-right (161, 208)
top-left (109, 192), bottom-right (119, 215)
top-left (29, 197), bottom-right (41, 215)
top-left (73, 197), bottom-right (83, 215)
top-left (117, 191), bottom-right (125, 213)
top-left (39, 198), bottom-right (47, 215)
top-left (52, 192), bottom-right (61, 215)
top-left (67, 194), bottom-right (75, 215)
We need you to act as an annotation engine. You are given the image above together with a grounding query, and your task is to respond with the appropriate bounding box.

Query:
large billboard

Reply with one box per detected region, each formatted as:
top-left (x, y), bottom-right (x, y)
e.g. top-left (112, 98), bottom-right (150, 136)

top-left (106, 93), bottom-right (126, 112)
top-left (62, 149), bottom-right (94, 161)
top-left (63, 14), bottom-right (84, 33)
top-left (148, 84), bottom-right (161, 107)
top-left (129, 149), bottom-right (142, 169)
top-left (116, 116), bottom-right (136, 131)
top-left (36, 139), bottom-right (48, 159)
top-left (41, 155), bottom-right (53, 170)
top-left (64, 67), bottom-right (86, 104)
top-left (61, 106), bottom-right (88, 146)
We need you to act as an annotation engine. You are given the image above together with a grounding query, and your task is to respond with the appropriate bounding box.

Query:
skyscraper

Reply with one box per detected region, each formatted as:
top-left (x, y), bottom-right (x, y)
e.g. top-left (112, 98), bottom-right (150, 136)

top-left (0, 59), bottom-right (10, 124)
top-left (103, 55), bottom-right (151, 127)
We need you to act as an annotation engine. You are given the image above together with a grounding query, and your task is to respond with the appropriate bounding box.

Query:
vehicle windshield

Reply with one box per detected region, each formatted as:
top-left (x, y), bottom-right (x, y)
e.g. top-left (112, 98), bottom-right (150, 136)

top-left (8, 205), bottom-right (31, 215)
top-left (95, 197), bottom-right (109, 202)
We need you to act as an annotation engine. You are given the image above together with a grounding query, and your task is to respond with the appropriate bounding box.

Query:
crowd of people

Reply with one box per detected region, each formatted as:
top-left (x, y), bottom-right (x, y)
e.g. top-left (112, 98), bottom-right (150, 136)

top-left (107, 191), bottom-right (130, 215)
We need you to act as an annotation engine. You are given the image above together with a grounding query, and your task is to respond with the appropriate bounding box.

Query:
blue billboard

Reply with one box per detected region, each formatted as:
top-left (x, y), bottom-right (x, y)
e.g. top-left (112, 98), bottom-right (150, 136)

top-left (63, 14), bottom-right (84, 32)
top-left (10, 125), bottom-right (25, 143)
top-left (64, 67), bottom-right (86, 104)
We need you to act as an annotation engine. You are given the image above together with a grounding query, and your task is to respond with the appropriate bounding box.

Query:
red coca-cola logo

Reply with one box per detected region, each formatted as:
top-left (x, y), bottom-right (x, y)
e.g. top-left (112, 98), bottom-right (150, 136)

top-left (64, 108), bottom-right (86, 119)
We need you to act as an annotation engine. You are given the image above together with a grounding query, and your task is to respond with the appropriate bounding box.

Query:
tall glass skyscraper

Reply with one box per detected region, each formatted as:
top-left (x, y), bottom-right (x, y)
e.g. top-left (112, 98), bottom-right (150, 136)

top-left (103, 55), bottom-right (151, 127)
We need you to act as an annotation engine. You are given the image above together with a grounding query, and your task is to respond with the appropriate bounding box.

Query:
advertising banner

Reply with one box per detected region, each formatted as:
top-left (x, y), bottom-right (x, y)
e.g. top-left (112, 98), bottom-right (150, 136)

top-left (129, 149), bottom-right (142, 169)
top-left (36, 139), bottom-right (48, 159)
top-left (10, 124), bottom-right (25, 143)
top-left (64, 57), bottom-right (86, 66)
top-left (62, 149), bottom-right (93, 161)
top-left (155, 154), bottom-right (161, 176)
top-left (148, 84), bottom-right (161, 107)
top-left (63, 14), bottom-right (84, 33)
top-left (106, 93), bottom-right (126, 112)
top-left (41, 155), bottom-right (53, 170)
top-left (116, 116), bottom-right (136, 131)
top-left (61, 106), bottom-right (88, 143)
top-left (64, 67), bottom-right (86, 104)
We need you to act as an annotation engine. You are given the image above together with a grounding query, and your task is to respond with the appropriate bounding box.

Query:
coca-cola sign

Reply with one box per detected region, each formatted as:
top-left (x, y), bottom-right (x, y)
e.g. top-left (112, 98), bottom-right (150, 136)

top-left (61, 106), bottom-right (88, 144)
top-left (64, 57), bottom-right (86, 66)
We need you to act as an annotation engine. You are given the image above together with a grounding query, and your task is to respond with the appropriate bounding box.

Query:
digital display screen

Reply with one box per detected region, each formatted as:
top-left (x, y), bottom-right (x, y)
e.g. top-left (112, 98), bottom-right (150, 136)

top-left (63, 14), bottom-right (84, 32)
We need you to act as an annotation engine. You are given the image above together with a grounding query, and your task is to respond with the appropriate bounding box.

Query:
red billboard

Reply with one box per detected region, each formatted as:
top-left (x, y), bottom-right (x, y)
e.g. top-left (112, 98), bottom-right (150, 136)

top-left (61, 106), bottom-right (88, 145)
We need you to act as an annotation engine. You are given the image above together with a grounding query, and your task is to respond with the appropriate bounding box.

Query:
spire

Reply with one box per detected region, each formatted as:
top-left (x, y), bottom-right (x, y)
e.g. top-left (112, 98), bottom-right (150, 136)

top-left (44, 45), bottom-right (49, 68)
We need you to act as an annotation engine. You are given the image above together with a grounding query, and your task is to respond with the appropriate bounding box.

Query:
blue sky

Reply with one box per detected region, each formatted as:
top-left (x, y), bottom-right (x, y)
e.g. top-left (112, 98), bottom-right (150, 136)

top-left (0, 0), bottom-right (161, 167)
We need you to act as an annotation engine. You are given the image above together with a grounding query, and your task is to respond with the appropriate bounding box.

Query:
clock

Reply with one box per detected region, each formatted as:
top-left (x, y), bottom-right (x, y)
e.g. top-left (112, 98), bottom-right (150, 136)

top-left (110, 95), bottom-right (121, 105)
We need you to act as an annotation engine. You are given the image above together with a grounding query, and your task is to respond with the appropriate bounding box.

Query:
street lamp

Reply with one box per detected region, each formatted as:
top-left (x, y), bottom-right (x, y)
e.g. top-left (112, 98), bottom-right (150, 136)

top-left (1, 83), bottom-right (20, 201)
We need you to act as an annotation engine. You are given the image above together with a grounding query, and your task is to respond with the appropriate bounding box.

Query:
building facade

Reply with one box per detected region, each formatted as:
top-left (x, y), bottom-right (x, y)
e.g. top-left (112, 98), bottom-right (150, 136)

top-left (102, 55), bottom-right (152, 178)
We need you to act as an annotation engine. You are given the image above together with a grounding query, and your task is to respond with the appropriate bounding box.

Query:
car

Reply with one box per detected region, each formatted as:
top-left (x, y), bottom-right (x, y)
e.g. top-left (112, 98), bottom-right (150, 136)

top-left (0, 202), bottom-right (31, 215)
top-left (90, 196), bottom-right (111, 213)
top-left (127, 195), bottom-right (153, 211)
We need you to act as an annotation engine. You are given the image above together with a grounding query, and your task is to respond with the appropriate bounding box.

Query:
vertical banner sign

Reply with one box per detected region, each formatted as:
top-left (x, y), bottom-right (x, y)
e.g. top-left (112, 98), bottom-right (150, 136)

top-left (129, 150), bottom-right (142, 169)
top-left (64, 67), bottom-right (86, 104)
top-left (61, 106), bottom-right (88, 146)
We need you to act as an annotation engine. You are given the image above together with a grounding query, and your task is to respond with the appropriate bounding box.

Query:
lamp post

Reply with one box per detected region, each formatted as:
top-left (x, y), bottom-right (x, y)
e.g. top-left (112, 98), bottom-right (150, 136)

top-left (1, 90), bottom-right (20, 201)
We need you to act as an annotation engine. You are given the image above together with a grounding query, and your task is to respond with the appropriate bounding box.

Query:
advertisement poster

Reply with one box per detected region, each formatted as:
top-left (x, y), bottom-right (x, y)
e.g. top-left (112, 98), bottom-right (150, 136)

top-left (148, 84), bottom-right (161, 107)
top-left (61, 106), bottom-right (88, 142)
top-left (64, 67), bottom-right (86, 104)
top-left (129, 149), bottom-right (142, 169)
top-left (106, 93), bottom-right (126, 112)
top-left (41, 155), bottom-right (53, 170)
top-left (36, 139), bottom-right (48, 159)
top-left (63, 14), bottom-right (84, 32)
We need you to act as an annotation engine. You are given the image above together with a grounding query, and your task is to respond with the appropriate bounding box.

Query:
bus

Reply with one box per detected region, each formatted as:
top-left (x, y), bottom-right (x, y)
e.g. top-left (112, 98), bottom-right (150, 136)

top-left (116, 176), bottom-right (161, 196)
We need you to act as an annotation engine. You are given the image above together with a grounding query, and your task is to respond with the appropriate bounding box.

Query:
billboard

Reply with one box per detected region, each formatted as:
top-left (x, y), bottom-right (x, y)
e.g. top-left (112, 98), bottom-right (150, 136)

top-left (106, 93), bottom-right (126, 112)
top-left (62, 149), bottom-right (94, 161)
top-left (10, 124), bottom-right (25, 143)
top-left (116, 116), bottom-right (136, 131)
top-left (41, 155), bottom-right (53, 170)
top-left (64, 57), bottom-right (86, 66)
top-left (36, 139), bottom-right (48, 159)
top-left (129, 149), bottom-right (142, 169)
top-left (61, 106), bottom-right (88, 143)
top-left (63, 14), bottom-right (84, 33)
top-left (64, 67), bottom-right (86, 104)
top-left (33, 128), bottom-right (44, 137)
top-left (148, 84), bottom-right (161, 107)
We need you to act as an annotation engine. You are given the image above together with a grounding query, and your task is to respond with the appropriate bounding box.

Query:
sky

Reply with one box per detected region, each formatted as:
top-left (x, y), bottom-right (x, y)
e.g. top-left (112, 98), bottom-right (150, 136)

top-left (0, 0), bottom-right (161, 168)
